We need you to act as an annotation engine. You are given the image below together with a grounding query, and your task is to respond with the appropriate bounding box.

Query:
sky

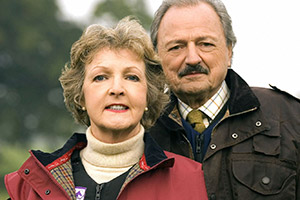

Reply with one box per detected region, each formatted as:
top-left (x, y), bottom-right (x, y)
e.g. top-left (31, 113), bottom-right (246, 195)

top-left (56, 0), bottom-right (300, 98)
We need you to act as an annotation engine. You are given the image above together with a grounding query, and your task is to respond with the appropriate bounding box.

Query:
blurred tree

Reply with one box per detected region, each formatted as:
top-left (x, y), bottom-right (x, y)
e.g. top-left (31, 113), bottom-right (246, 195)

top-left (93, 0), bottom-right (152, 30)
top-left (0, 0), bottom-right (83, 147)
top-left (0, 0), bottom-right (154, 196)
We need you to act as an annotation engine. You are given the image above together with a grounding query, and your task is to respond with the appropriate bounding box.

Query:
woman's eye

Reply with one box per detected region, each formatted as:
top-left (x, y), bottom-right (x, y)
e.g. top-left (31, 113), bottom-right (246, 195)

top-left (126, 75), bottom-right (140, 82)
top-left (94, 75), bottom-right (106, 81)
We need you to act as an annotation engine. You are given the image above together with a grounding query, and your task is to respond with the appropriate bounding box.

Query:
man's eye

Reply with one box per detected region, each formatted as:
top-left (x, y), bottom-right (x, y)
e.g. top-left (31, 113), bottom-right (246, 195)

top-left (94, 75), bottom-right (106, 81)
top-left (168, 45), bottom-right (182, 51)
top-left (199, 42), bottom-right (215, 52)
top-left (126, 75), bottom-right (140, 82)
top-left (202, 42), bottom-right (213, 47)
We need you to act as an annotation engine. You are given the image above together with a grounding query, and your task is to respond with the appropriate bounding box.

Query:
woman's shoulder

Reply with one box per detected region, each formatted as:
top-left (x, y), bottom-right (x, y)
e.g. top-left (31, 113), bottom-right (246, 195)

top-left (5, 161), bottom-right (31, 199)
top-left (164, 151), bottom-right (203, 171)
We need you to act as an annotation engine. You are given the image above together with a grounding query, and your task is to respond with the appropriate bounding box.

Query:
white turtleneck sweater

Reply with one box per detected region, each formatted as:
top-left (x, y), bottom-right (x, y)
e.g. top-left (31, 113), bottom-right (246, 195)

top-left (80, 126), bottom-right (145, 184)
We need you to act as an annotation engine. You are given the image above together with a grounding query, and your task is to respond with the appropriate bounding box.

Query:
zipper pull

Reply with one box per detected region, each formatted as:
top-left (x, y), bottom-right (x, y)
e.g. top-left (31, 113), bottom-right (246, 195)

top-left (95, 184), bottom-right (103, 200)
top-left (195, 134), bottom-right (204, 162)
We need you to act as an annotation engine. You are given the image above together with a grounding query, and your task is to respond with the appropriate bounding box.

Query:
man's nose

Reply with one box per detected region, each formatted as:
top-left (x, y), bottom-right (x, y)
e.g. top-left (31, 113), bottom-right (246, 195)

top-left (185, 43), bottom-right (202, 65)
top-left (108, 78), bottom-right (125, 96)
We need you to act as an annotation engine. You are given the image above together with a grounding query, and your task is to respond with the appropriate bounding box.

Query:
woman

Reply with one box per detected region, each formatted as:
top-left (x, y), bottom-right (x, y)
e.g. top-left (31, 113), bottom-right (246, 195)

top-left (5, 17), bottom-right (208, 200)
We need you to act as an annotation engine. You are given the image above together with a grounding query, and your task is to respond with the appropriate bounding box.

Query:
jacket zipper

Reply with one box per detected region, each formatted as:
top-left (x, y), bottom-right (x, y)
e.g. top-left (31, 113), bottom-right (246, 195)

top-left (95, 184), bottom-right (103, 200)
top-left (182, 131), bottom-right (195, 159)
top-left (195, 134), bottom-right (204, 162)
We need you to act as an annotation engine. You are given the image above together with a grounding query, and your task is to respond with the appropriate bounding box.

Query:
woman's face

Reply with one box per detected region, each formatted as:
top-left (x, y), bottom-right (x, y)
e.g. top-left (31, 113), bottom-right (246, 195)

top-left (82, 48), bottom-right (147, 143)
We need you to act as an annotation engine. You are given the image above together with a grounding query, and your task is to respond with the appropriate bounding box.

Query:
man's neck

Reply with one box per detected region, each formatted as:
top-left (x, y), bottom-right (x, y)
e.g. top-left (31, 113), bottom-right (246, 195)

top-left (177, 81), bottom-right (230, 121)
top-left (175, 89), bottom-right (218, 109)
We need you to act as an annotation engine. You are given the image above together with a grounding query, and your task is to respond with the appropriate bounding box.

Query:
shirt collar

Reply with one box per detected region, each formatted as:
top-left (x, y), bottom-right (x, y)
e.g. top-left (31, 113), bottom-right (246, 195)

top-left (178, 81), bottom-right (230, 121)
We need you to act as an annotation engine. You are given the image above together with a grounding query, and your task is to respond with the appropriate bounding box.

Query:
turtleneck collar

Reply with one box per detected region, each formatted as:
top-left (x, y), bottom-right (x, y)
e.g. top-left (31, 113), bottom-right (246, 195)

top-left (80, 125), bottom-right (145, 184)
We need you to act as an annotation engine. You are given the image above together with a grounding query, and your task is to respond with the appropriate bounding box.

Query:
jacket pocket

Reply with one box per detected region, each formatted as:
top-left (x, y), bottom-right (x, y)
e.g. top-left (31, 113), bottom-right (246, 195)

top-left (252, 120), bottom-right (281, 156)
top-left (232, 160), bottom-right (296, 199)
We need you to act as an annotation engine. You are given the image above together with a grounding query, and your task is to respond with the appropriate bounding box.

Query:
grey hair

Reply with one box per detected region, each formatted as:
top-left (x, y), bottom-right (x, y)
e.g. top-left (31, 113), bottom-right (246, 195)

top-left (150, 0), bottom-right (237, 50)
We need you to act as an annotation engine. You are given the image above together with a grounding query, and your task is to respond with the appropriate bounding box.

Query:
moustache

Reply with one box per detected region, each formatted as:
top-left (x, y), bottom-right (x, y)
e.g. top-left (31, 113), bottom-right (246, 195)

top-left (178, 64), bottom-right (209, 78)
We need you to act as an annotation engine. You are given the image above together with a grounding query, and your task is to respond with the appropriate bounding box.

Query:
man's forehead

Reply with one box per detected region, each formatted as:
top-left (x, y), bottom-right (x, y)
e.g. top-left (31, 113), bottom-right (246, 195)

top-left (157, 3), bottom-right (224, 46)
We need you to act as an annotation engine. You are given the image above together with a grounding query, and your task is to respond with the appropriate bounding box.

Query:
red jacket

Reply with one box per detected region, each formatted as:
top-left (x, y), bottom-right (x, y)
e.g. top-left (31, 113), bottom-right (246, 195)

top-left (5, 133), bottom-right (208, 200)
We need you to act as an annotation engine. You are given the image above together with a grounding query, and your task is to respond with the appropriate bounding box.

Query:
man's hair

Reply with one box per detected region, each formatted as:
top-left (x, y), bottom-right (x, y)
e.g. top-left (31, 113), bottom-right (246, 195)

top-left (150, 0), bottom-right (237, 50)
top-left (59, 16), bottom-right (169, 129)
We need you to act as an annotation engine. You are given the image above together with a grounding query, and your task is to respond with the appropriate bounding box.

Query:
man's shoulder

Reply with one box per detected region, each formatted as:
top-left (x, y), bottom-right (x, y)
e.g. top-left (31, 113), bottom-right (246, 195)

top-left (251, 85), bottom-right (300, 104)
top-left (251, 85), bottom-right (300, 126)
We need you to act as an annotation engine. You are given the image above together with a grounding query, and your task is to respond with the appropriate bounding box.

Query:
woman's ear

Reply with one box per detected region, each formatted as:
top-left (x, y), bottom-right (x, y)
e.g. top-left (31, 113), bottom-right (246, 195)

top-left (80, 99), bottom-right (86, 111)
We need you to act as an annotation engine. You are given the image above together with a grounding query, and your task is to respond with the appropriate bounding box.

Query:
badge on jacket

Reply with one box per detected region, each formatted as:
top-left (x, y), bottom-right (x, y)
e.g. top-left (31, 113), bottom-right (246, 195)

top-left (75, 186), bottom-right (87, 200)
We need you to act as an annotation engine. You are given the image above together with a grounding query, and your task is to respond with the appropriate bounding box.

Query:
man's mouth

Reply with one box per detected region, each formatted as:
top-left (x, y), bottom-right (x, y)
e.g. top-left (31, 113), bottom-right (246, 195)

top-left (186, 71), bottom-right (201, 75)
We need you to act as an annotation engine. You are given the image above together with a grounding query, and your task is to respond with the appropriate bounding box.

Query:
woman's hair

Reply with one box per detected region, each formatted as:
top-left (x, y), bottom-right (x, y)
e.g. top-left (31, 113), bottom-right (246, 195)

top-left (59, 16), bottom-right (169, 129)
top-left (150, 0), bottom-right (237, 50)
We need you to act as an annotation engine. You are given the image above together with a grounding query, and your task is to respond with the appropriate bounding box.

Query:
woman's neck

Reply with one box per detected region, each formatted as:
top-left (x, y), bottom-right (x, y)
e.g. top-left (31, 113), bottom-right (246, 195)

top-left (90, 123), bottom-right (142, 144)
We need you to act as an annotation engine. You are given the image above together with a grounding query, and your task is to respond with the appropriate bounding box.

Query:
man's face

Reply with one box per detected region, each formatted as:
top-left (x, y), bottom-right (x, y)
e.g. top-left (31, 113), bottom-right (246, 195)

top-left (157, 2), bottom-right (232, 104)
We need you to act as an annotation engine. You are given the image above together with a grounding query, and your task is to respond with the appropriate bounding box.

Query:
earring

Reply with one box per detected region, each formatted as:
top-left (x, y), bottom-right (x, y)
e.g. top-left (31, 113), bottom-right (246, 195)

top-left (82, 106), bottom-right (86, 111)
top-left (144, 107), bottom-right (148, 112)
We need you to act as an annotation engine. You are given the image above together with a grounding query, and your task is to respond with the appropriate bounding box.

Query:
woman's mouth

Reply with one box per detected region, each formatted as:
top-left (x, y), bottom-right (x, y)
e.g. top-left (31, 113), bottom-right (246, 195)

top-left (105, 105), bottom-right (129, 112)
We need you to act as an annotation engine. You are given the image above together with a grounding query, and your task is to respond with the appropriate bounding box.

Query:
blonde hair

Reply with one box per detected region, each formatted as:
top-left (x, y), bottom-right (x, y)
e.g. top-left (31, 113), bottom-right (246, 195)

top-left (59, 16), bottom-right (169, 129)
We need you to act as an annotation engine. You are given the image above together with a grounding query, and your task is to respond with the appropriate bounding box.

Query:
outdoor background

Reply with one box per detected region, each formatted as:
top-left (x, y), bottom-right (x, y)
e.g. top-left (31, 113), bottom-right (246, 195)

top-left (1, 0), bottom-right (299, 198)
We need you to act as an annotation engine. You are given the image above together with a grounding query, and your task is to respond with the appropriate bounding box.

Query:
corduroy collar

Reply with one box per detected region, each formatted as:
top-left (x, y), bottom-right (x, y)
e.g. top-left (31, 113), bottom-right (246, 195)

top-left (164, 69), bottom-right (260, 117)
top-left (31, 132), bottom-right (168, 169)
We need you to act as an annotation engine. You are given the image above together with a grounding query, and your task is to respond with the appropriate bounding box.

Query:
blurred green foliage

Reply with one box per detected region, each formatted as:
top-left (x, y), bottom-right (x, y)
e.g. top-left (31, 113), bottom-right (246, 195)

top-left (0, 0), bottom-right (83, 195)
top-left (0, 0), bottom-right (83, 146)
top-left (93, 0), bottom-right (152, 30)
top-left (0, 144), bottom-right (29, 199)
top-left (0, 0), bottom-right (152, 197)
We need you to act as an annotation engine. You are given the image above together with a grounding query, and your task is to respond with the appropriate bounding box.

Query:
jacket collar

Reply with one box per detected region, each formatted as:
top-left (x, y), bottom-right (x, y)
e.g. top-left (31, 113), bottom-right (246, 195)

top-left (143, 132), bottom-right (171, 167)
top-left (225, 69), bottom-right (260, 114)
top-left (164, 68), bottom-right (261, 117)
top-left (31, 133), bottom-right (87, 168)
top-left (31, 132), bottom-right (172, 170)
top-left (15, 133), bottom-right (173, 200)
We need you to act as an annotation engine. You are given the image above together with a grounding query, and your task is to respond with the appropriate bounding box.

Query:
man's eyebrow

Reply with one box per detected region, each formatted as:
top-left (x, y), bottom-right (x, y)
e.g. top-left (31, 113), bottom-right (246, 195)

top-left (165, 39), bottom-right (186, 47)
top-left (165, 36), bottom-right (218, 47)
top-left (195, 36), bottom-right (218, 42)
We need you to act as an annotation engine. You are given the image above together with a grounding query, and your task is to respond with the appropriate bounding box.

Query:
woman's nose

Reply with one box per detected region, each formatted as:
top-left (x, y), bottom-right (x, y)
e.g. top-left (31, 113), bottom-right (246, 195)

top-left (108, 78), bottom-right (125, 96)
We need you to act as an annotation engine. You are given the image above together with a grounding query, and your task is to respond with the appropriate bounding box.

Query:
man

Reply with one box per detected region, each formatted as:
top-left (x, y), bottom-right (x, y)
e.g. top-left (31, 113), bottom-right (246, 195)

top-left (148, 0), bottom-right (300, 199)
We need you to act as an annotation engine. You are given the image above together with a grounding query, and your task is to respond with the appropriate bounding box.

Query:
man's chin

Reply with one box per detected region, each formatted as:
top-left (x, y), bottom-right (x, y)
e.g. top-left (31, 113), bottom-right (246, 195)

top-left (183, 73), bottom-right (207, 79)
top-left (171, 82), bottom-right (208, 94)
top-left (173, 87), bottom-right (207, 97)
